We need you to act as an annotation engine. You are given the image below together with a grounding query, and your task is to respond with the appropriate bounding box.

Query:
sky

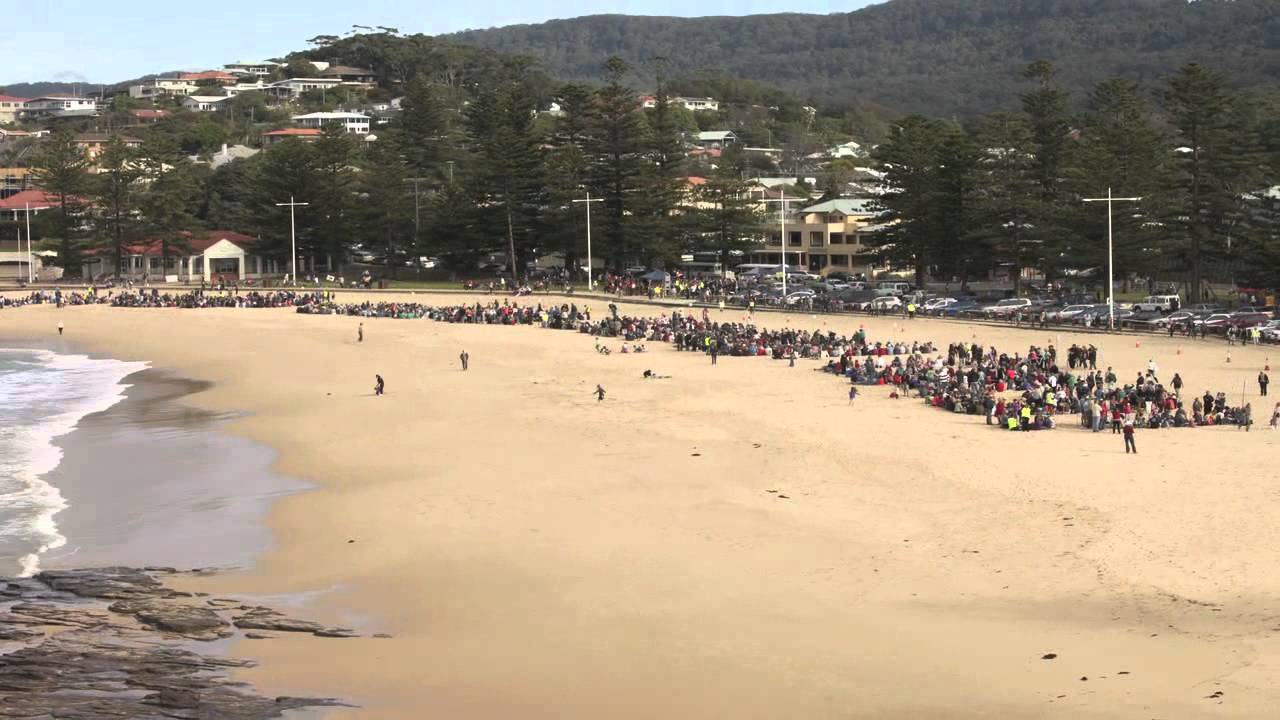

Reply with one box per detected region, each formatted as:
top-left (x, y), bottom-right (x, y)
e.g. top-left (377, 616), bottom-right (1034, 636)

top-left (2, 0), bottom-right (879, 86)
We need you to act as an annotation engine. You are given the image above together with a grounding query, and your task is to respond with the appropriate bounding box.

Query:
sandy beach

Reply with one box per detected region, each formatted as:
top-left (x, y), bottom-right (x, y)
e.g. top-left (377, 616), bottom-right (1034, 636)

top-left (3, 291), bottom-right (1279, 718)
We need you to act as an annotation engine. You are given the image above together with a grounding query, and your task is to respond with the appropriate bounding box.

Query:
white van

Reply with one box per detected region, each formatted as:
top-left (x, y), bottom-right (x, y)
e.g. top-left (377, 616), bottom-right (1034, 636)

top-left (1132, 295), bottom-right (1181, 312)
top-left (875, 281), bottom-right (912, 295)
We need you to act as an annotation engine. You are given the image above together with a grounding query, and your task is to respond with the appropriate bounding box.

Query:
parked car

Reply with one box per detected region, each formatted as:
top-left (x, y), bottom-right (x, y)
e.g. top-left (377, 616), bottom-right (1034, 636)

top-left (869, 296), bottom-right (904, 311)
top-left (936, 300), bottom-right (980, 317)
top-left (1131, 294), bottom-right (1182, 312)
top-left (1200, 313), bottom-right (1234, 333)
top-left (923, 297), bottom-right (958, 312)
top-left (1258, 319), bottom-right (1280, 342)
top-left (983, 297), bottom-right (1033, 317)
top-left (1184, 303), bottom-right (1224, 313)
top-left (783, 289), bottom-right (817, 305)
top-left (1049, 304), bottom-right (1094, 322)
top-left (1228, 312), bottom-right (1272, 329)
top-left (875, 280), bottom-right (913, 295)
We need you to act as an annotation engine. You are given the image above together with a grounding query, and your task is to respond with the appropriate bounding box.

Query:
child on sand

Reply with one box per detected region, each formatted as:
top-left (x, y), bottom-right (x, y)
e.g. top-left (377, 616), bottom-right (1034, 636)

top-left (374, 374), bottom-right (385, 396)
top-left (595, 385), bottom-right (606, 402)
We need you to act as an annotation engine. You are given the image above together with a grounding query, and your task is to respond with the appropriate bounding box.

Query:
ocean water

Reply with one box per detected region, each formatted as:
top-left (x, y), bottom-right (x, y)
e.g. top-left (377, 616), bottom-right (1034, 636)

top-left (0, 349), bottom-right (147, 576)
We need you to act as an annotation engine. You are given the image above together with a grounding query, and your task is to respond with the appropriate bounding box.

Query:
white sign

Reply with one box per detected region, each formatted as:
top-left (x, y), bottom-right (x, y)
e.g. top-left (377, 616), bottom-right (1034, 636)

top-left (164, 275), bottom-right (179, 283)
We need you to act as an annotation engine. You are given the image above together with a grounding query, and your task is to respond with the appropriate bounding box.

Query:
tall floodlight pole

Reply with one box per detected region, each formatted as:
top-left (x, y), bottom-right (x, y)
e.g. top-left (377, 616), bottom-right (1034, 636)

top-left (25, 203), bottom-right (33, 282)
top-left (275, 196), bottom-right (309, 286)
top-left (763, 192), bottom-right (795, 299)
top-left (572, 190), bottom-right (604, 290)
top-left (1083, 188), bottom-right (1142, 330)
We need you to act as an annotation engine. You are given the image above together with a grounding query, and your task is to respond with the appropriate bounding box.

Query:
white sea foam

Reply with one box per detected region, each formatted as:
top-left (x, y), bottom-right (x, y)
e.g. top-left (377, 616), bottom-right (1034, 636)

top-left (0, 349), bottom-right (148, 576)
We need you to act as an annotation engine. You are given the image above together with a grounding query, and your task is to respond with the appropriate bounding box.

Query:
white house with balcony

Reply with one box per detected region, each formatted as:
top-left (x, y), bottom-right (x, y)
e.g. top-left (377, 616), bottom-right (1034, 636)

top-left (267, 78), bottom-right (342, 100)
top-left (291, 111), bottom-right (371, 134)
top-left (224, 60), bottom-right (281, 77)
top-left (129, 79), bottom-right (200, 99)
top-left (22, 95), bottom-right (98, 119)
top-left (181, 95), bottom-right (232, 112)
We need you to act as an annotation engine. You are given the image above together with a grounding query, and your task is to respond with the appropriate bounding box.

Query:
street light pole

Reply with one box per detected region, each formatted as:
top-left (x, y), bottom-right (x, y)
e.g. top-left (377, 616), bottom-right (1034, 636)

top-left (275, 195), bottom-right (309, 286)
top-left (24, 203), bottom-right (33, 282)
top-left (1083, 188), bottom-right (1142, 331)
top-left (763, 192), bottom-right (795, 299)
top-left (572, 190), bottom-right (603, 290)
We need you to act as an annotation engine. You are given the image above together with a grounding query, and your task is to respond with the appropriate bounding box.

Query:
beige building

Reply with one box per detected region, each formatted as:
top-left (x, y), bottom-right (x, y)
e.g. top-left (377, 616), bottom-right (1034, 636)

top-left (750, 198), bottom-right (884, 275)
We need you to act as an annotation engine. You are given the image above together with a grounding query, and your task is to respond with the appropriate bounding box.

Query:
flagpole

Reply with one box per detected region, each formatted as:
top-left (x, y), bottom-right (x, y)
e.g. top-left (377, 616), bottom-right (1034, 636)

top-left (24, 202), bottom-right (33, 282)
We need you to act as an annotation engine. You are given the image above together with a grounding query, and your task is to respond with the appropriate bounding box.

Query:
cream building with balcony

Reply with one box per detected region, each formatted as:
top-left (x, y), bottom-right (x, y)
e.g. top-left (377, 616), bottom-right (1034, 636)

top-left (748, 198), bottom-right (885, 275)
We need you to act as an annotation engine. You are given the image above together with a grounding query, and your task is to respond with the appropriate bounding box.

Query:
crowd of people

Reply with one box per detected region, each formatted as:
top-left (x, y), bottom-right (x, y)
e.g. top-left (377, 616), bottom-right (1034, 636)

top-left (897, 339), bottom-right (1259, 437)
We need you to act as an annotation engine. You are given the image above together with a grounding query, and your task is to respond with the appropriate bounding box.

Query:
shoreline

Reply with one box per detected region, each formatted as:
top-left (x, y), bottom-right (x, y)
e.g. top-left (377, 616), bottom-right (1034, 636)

top-left (3, 294), bottom-right (1280, 717)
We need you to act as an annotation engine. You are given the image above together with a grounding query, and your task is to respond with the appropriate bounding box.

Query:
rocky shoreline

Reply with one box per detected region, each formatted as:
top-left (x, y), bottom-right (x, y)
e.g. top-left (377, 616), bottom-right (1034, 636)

top-left (0, 567), bottom-right (365, 718)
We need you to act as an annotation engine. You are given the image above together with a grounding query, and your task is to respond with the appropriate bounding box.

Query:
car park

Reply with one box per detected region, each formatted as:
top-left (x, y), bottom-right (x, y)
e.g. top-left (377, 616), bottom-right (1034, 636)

top-left (982, 297), bottom-right (1032, 317)
top-left (1131, 294), bottom-right (1182, 312)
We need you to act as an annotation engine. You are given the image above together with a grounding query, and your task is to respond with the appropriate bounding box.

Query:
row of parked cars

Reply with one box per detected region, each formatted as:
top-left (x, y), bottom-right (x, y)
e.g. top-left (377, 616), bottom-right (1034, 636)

top-left (918, 294), bottom-right (1280, 339)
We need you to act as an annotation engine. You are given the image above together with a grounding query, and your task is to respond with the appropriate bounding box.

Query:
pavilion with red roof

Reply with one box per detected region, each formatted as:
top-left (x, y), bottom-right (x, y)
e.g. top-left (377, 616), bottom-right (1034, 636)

top-left (80, 229), bottom-right (287, 283)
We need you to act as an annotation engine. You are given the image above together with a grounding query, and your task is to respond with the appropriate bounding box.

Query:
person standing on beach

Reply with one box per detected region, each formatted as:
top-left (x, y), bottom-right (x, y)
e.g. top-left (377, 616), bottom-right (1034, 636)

top-left (1123, 417), bottom-right (1137, 454)
top-left (1171, 372), bottom-right (1183, 396)
top-left (374, 374), bottom-right (385, 396)
top-left (594, 384), bottom-right (606, 402)
top-left (710, 344), bottom-right (718, 365)
top-left (57, 320), bottom-right (64, 336)
top-left (460, 350), bottom-right (470, 371)
top-left (1259, 370), bottom-right (1269, 397)
top-left (357, 322), bottom-right (363, 343)
top-left (849, 386), bottom-right (858, 405)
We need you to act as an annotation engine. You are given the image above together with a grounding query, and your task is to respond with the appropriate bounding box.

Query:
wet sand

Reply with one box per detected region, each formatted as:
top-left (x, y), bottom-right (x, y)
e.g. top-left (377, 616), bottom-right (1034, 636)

top-left (3, 291), bottom-right (1279, 718)
top-left (39, 369), bottom-right (310, 572)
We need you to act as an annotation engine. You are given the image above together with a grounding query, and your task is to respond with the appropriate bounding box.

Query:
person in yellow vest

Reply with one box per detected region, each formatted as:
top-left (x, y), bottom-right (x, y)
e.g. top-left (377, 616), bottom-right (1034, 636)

top-left (1044, 389), bottom-right (1056, 414)
top-left (1020, 404), bottom-right (1032, 431)
top-left (1006, 415), bottom-right (1019, 431)
top-left (907, 302), bottom-right (917, 319)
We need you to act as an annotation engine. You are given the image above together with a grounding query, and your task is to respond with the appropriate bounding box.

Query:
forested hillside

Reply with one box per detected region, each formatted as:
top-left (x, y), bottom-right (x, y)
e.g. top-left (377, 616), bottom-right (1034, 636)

top-left (445, 0), bottom-right (1280, 116)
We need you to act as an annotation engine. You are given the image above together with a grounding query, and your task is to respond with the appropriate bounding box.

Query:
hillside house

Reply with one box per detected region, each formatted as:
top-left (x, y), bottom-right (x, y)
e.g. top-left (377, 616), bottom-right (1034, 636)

top-left (75, 133), bottom-right (143, 161)
top-left (181, 95), bottom-right (232, 112)
top-left (261, 128), bottom-right (323, 145)
top-left (0, 189), bottom-right (59, 222)
top-left (0, 167), bottom-right (33, 198)
top-left (178, 70), bottom-right (238, 85)
top-left (641, 96), bottom-right (720, 112)
top-left (266, 78), bottom-right (342, 100)
top-left (23, 95), bottom-right (98, 119)
top-left (224, 60), bottom-right (281, 77)
top-left (318, 65), bottom-right (376, 85)
top-left (291, 111), bottom-right (370, 134)
top-left (0, 95), bottom-right (28, 124)
top-left (128, 79), bottom-right (199, 99)
top-left (695, 130), bottom-right (737, 148)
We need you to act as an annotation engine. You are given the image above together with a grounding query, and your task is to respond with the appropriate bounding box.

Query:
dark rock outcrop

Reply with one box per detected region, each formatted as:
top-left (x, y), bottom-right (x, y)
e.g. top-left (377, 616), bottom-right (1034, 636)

top-left (0, 567), bottom-right (352, 718)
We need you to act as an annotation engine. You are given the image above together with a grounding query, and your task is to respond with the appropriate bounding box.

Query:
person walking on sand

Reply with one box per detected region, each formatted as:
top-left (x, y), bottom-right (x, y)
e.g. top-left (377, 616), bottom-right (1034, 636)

top-left (848, 386), bottom-right (858, 405)
top-left (1239, 403), bottom-right (1253, 432)
top-left (374, 374), bottom-right (385, 396)
top-left (1259, 370), bottom-right (1269, 397)
top-left (1123, 417), bottom-right (1137, 454)
top-left (357, 322), bottom-right (363, 343)
top-left (1271, 402), bottom-right (1280, 430)
top-left (1171, 372), bottom-right (1183, 396)
top-left (710, 344), bottom-right (718, 366)
top-left (57, 320), bottom-right (64, 336)
top-left (594, 384), bottom-right (606, 403)
top-left (460, 350), bottom-right (469, 371)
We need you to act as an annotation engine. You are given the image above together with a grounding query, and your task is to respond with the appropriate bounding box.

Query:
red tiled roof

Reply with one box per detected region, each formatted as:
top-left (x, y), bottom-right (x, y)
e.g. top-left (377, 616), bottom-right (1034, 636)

top-left (262, 128), bottom-right (322, 137)
top-left (0, 190), bottom-right (63, 211)
top-left (0, 95), bottom-right (29, 103)
top-left (178, 71), bottom-right (236, 82)
top-left (131, 109), bottom-right (170, 118)
top-left (683, 176), bottom-right (709, 186)
top-left (87, 230), bottom-right (259, 256)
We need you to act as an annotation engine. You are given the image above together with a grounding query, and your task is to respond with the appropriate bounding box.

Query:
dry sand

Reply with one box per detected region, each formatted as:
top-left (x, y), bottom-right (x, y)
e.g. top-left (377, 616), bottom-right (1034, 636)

top-left (3, 291), bottom-right (1279, 718)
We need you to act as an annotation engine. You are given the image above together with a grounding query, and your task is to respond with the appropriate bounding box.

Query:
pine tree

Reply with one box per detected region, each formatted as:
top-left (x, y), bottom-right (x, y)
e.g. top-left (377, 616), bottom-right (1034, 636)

top-left (29, 127), bottom-right (90, 275)
top-left (89, 137), bottom-right (144, 279)
top-left (967, 113), bottom-right (1041, 294)
top-left (871, 115), bottom-right (949, 286)
top-left (632, 66), bottom-right (686, 265)
top-left (589, 57), bottom-right (646, 271)
top-left (355, 136), bottom-right (415, 276)
top-left (1162, 63), bottom-right (1253, 301)
top-left (311, 124), bottom-right (359, 268)
top-left (137, 142), bottom-right (200, 277)
top-left (1064, 78), bottom-right (1171, 282)
top-left (695, 151), bottom-right (764, 276)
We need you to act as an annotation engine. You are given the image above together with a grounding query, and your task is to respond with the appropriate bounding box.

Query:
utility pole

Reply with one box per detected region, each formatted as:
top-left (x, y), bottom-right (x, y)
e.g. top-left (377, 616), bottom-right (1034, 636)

top-left (763, 191), bottom-right (796, 300)
top-left (403, 177), bottom-right (427, 275)
top-left (572, 190), bottom-right (603, 289)
top-left (1083, 188), bottom-right (1142, 331)
top-left (446, 160), bottom-right (455, 183)
top-left (274, 195), bottom-right (309, 285)
top-left (24, 203), bottom-right (33, 282)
